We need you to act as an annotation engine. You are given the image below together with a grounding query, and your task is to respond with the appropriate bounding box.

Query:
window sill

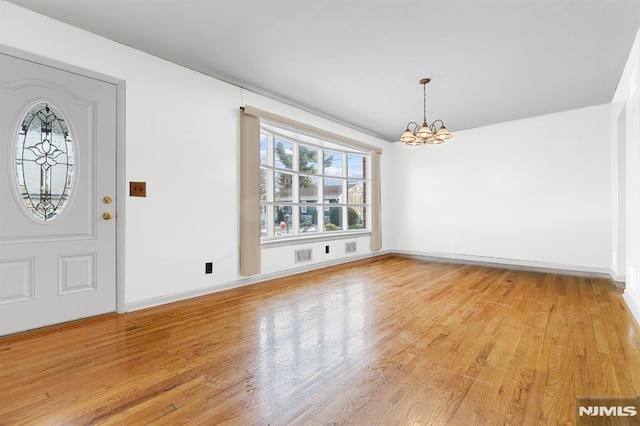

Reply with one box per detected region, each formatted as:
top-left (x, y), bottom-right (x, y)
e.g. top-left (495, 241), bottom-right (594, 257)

top-left (261, 230), bottom-right (371, 248)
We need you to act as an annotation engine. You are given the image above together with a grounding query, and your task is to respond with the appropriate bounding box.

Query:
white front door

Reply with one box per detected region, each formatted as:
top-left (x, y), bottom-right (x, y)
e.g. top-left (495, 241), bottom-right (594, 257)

top-left (0, 52), bottom-right (117, 336)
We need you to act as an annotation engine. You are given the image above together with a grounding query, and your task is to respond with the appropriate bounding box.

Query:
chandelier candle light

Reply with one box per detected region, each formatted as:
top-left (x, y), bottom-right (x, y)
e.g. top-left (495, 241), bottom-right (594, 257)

top-left (399, 78), bottom-right (452, 145)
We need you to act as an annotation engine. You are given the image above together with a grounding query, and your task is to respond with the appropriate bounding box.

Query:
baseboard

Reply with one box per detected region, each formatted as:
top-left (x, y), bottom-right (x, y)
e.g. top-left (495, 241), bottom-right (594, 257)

top-left (392, 250), bottom-right (614, 279)
top-left (125, 249), bottom-right (620, 313)
top-left (610, 270), bottom-right (627, 288)
top-left (623, 293), bottom-right (640, 328)
top-left (125, 249), bottom-right (392, 312)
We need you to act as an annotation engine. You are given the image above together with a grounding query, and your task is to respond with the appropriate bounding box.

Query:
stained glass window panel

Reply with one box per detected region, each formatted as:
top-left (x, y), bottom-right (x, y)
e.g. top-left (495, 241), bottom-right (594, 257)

top-left (15, 103), bottom-right (74, 221)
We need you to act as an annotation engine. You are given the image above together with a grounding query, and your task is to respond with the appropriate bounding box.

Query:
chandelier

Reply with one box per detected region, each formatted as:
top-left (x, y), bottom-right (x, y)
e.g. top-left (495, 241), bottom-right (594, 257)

top-left (399, 78), bottom-right (452, 145)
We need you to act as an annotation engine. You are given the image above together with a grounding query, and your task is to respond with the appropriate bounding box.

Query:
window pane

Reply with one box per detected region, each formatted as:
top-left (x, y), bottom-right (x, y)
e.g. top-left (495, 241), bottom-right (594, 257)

top-left (260, 168), bottom-right (268, 201)
top-left (300, 206), bottom-right (318, 233)
top-left (260, 205), bottom-right (268, 237)
top-left (299, 175), bottom-right (318, 203)
top-left (347, 180), bottom-right (365, 205)
top-left (348, 206), bottom-right (365, 229)
top-left (324, 206), bottom-right (343, 231)
top-left (260, 133), bottom-right (268, 164)
top-left (274, 171), bottom-right (293, 202)
top-left (323, 178), bottom-right (344, 204)
top-left (274, 138), bottom-right (293, 169)
top-left (299, 145), bottom-right (318, 174)
top-left (274, 204), bottom-right (293, 236)
top-left (324, 150), bottom-right (343, 176)
top-left (348, 154), bottom-right (366, 179)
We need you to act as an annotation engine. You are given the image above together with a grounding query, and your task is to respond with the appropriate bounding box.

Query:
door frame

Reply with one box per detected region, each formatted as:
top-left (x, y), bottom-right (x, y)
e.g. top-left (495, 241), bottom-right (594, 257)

top-left (1, 43), bottom-right (126, 314)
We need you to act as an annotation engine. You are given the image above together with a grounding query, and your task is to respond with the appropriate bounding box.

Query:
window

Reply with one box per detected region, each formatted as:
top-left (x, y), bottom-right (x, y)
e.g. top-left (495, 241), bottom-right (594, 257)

top-left (16, 103), bottom-right (74, 222)
top-left (241, 106), bottom-right (382, 275)
top-left (260, 122), bottom-right (370, 240)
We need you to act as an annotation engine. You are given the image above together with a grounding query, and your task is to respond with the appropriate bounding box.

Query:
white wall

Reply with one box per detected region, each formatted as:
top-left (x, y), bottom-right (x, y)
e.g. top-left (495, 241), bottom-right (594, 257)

top-left (612, 30), bottom-right (640, 325)
top-left (3, 2), bottom-right (635, 322)
top-left (389, 104), bottom-right (613, 272)
top-left (0, 2), bottom-right (389, 308)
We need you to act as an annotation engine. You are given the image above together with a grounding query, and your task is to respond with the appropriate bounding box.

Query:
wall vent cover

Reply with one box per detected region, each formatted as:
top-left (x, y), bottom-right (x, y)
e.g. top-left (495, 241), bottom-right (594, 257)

top-left (295, 248), bottom-right (312, 263)
top-left (345, 241), bottom-right (357, 254)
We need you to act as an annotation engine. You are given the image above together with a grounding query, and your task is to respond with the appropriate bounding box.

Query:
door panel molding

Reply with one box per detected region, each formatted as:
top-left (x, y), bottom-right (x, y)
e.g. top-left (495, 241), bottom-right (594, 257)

top-left (0, 258), bottom-right (35, 304)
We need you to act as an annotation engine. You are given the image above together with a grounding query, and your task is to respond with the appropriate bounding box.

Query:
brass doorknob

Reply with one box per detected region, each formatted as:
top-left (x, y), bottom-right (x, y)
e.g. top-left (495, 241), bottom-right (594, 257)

top-left (102, 212), bottom-right (114, 220)
top-left (103, 196), bottom-right (113, 204)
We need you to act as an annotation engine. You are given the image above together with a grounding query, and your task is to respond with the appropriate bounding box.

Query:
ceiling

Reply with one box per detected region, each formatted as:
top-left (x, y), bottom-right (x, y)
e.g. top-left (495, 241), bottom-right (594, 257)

top-left (7, 0), bottom-right (640, 142)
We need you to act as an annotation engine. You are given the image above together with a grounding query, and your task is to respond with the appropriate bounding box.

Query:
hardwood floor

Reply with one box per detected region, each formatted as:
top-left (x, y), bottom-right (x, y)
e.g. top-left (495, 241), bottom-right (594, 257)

top-left (1, 255), bottom-right (639, 425)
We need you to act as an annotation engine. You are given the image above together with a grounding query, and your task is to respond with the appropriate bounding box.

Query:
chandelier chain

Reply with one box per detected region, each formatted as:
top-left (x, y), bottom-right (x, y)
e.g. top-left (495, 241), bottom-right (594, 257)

top-left (423, 82), bottom-right (427, 124)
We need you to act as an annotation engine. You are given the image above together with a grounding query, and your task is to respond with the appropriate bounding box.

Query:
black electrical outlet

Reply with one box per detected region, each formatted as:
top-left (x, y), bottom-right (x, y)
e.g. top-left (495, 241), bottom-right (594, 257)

top-left (325, 245), bottom-right (330, 254)
top-left (205, 262), bottom-right (213, 274)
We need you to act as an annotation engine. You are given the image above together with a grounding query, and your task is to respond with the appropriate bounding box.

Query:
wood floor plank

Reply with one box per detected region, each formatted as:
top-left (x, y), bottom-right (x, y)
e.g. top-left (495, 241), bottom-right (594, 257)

top-left (1, 255), bottom-right (639, 425)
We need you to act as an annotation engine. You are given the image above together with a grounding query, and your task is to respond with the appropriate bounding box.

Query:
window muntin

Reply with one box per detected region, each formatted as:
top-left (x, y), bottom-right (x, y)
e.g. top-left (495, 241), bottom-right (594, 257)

top-left (260, 125), bottom-right (370, 240)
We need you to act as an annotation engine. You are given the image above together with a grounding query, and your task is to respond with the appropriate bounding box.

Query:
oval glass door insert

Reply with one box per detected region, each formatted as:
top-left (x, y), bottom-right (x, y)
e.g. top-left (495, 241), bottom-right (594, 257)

top-left (15, 103), bottom-right (74, 221)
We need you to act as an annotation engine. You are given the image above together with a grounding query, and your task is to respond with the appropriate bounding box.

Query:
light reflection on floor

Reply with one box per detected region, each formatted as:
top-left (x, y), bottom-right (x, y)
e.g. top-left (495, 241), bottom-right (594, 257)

top-left (256, 280), bottom-right (369, 409)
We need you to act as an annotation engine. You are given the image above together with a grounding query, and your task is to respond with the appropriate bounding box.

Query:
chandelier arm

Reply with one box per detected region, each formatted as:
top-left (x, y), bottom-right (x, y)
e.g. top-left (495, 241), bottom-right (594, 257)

top-left (405, 121), bottom-right (421, 132)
